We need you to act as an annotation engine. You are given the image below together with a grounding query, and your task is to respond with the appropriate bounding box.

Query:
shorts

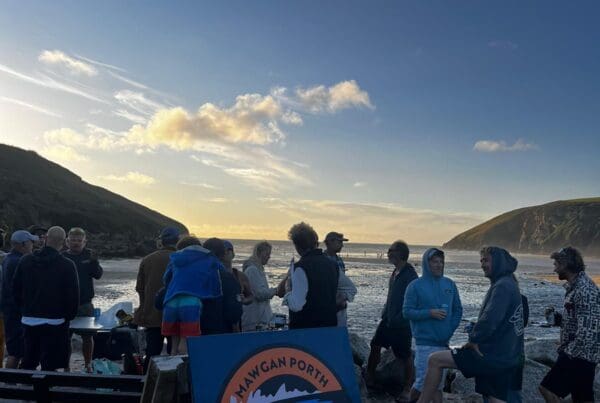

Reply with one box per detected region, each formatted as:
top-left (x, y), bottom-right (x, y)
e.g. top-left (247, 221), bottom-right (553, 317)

top-left (370, 321), bottom-right (412, 359)
top-left (161, 295), bottom-right (202, 337)
top-left (413, 345), bottom-right (447, 392)
top-left (452, 347), bottom-right (513, 401)
top-left (77, 302), bottom-right (94, 317)
top-left (4, 313), bottom-right (24, 358)
top-left (540, 353), bottom-right (596, 402)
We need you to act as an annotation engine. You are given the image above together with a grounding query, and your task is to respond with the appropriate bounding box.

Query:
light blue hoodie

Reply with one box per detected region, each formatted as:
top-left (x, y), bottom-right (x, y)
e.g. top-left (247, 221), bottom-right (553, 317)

top-left (403, 248), bottom-right (463, 347)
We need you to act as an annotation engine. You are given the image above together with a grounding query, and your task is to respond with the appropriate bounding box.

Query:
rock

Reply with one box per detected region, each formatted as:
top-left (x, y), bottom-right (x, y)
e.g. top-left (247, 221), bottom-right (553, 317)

top-left (353, 364), bottom-right (369, 402)
top-left (525, 339), bottom-right (559, 366)
top-left (452, 359), bottom-right (549, 402)
top-left (349, 332), bottom-right (370, 366)
top-left (595, 369), bottom-right (600, 399)
top-left (374, 349), bottom-right (405, 392)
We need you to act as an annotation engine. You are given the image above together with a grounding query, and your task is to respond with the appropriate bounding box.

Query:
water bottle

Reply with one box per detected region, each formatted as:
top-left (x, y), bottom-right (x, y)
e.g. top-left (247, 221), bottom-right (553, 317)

top-left (93, 308), bottom-right (101, 320)
top-left (441, 303), bottom-right (448, 315)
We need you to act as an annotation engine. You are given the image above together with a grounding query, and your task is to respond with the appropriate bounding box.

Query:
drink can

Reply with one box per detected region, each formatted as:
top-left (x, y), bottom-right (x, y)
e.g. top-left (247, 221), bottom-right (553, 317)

top-left (93, 308), bottom-right (101, 319)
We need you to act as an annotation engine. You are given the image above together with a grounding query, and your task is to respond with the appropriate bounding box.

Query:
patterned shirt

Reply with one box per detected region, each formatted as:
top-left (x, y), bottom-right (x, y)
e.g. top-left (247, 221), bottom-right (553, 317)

top-left (558, 272), bottom-right (600, 363)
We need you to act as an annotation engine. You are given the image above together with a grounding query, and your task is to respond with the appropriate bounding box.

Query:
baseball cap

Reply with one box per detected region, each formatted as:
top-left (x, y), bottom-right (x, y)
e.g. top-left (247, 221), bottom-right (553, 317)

top-left (11, 230), bottom-right (39, 243)
top-left (159, 227), bottom-right (180, 241)
top-left (325, 232), bottom-right (348, 242)
top-left (223, 240), bottom-right (234, 251)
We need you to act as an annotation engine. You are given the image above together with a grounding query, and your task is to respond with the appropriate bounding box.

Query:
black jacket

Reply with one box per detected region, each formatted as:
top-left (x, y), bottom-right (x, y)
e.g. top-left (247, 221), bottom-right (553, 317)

top-left (13, 247), bottom-right (80, 320)
top-left (382, 263), bottom-right (418, 329)
top-left (200, 270), bottom-right (242, 335)
top-left (63, 248), bottom-right (103, 305)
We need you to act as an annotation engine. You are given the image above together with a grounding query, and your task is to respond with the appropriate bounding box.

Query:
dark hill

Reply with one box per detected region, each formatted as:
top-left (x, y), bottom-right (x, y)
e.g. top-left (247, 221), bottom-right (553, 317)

top-left (443, 198), bottom-right (600, 257)
top-left (0, 143), bottom-right (187, 256)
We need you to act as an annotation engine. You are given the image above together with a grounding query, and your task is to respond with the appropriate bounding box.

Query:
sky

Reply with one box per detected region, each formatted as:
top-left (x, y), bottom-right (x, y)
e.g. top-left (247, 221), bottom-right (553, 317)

top-left (1, 1), bottom-right (599, 244)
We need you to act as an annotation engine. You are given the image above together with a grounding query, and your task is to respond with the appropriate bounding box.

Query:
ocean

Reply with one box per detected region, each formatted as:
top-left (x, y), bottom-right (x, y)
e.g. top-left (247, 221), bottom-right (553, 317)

top-left (94, 240), bottom-right (600, 344)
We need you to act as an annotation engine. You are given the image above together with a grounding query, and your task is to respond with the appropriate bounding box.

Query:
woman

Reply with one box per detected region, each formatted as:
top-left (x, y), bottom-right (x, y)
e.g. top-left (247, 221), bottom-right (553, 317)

top-left (241, 241), bottom-right (281, 331)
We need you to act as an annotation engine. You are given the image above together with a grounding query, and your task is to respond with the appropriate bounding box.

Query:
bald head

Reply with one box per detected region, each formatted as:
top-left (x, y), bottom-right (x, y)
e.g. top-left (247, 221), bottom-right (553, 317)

top-left (45, 226), bottom-right (66, 250)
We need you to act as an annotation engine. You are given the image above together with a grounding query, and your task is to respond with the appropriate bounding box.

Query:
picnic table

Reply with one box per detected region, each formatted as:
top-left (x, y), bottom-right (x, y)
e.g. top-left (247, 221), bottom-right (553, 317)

top-left (69, 317), bottom-right (109, 336)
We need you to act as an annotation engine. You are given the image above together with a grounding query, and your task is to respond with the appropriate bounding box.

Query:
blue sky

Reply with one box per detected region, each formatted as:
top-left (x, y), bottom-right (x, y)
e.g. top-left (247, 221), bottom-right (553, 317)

top-left (1, 1), bottom-right (599, 243)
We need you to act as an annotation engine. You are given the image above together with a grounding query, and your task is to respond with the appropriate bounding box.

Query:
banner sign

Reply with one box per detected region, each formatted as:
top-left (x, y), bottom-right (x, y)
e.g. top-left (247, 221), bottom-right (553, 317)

top-left (187, 327), bottom-right (361, 402)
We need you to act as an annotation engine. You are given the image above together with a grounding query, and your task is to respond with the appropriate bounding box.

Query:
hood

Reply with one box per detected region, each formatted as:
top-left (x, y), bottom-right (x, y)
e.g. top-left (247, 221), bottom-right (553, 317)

top-left (489, 246), bottom-right (518, 281)
top-left (421, 248), bottom-right (444, 279)
top-left (243, 256), bottom-right (263, 271)
top-left (170, 245), bottom-right (214, 267)
top-left (32, 246), bottom-right (61, 263)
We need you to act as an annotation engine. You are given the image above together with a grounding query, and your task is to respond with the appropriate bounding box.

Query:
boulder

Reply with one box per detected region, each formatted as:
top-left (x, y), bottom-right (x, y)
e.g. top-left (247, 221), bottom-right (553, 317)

top-left (374, 349), bottom-right (405, 392)
top-left (349, 332), bottom-right (370, 366)
top-left (353, 364), bottom-right (369, 402)
top-left (525, 339), bottom-right (559, 367)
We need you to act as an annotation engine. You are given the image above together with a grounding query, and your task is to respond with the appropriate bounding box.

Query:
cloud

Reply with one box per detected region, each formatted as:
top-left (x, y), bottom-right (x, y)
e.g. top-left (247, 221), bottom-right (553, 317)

top-left (353, 181), bottom-right (367, 188)
top-left (295, 80), bottom-right (374, 113)
top-left (0, 63), bottom-right (106, 103)
top-left (38, 50), bottom-right (98, 76)
top-left (0, 96), bottom-right (61, 117)
top-left (180, 181), bottom-right (220, 189)
top-left (42, 145), bottom-right (89, 163)
top-left (113, 109), bottom-right (147, 124)
top-left (75, 54), bottom-right (127, 72)
top-left (259, 198), bottom-right (487, 244)
top-left (108, 71), bottom-right (148, 90)
top-left (114, 90), bottom-right (166, 117)
top-left (473, 139), bottom-right (538, 152)
top-left (487, 40), bottom-right (518, 51)
top-left (99, 171), bottom-right (156, 185)
top-left (204, 197), bottom-right (230, 203)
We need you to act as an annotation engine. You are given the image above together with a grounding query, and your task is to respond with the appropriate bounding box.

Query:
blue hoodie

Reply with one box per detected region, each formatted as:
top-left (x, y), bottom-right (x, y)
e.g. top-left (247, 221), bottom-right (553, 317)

top-left (403, 248), bottom-right (463, 347)
top-left (469, 247), bottom-right (524, 369)
top-left (163, 245), bottom-right (223, 304)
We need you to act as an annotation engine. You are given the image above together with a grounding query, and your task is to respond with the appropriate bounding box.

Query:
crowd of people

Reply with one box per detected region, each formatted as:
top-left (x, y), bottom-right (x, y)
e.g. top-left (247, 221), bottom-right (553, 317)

top-left (0, 222), bottom-right (598, 403)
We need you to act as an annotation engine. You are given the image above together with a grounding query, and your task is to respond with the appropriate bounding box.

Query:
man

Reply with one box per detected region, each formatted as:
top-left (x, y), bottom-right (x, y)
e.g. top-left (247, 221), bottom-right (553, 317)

top-left (223, 241), bottom-right (253, 306)
top-left (135, 227), bottom-right (179, 369)
top-left (13, 226), bottom-right (79, 371)
top-left (366, 240), bottom-right (418, 400)
top-left (1, 230), bottom-right (37, 368)
top-left (323, 232), bottom-right (357, 327)
top-left (27, 225), bottom-right (47, 251)
top-left (417, 247), bottom-right (524, 403)
top-left (201, 238), bottom-right (243, 334)
top-left (284, 222), bottom-right (339, 329)
top-left (539, 247), bottom-right (599, 403)
top-left (403, 248), bottom-right (463, 403)
top-left (63, 227), bottom-right (103, 372)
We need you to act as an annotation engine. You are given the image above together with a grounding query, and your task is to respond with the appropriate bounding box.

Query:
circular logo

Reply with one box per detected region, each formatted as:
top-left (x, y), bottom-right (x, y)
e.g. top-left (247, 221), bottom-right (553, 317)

top-left (220, 346), bottom-right (351, 402)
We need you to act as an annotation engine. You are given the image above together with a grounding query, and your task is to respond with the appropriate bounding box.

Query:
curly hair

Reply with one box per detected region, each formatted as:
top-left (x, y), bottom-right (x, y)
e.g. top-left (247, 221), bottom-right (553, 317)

top-left (551, 246), bottom-right (586, 273)
top-left (288, 222), bottom-right (318, 252)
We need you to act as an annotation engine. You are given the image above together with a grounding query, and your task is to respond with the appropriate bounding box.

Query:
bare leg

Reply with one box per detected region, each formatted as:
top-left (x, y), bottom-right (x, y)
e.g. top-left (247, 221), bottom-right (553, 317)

top-left (417, 351), bottom-right (456, 403)
top-left (538, 386), bottom-right (560, 403)
top-left (487, 397), bottom-right (506, 403)
top-left (433, 390), bottom-right (443, 403)
top-left (81, 335), bottom-right (93, 372)
top-left (401, 354), bottom-right (415, 397)
top-left (170, 336), bottom-right (180, 355)
top-left (178, 337), bottom-right (188, 355)
top-left (409, 388), bottom-right (421, 401)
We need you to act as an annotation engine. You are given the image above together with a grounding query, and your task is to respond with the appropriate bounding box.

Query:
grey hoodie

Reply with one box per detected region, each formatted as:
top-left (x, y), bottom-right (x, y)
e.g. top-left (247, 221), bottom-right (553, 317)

top-left (469, 247), bottom-right (524, 369)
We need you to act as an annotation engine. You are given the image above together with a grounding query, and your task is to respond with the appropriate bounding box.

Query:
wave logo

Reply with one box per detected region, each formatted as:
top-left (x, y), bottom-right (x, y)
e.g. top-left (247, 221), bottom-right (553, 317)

top-left (220, 346), bottom-right (351, 403)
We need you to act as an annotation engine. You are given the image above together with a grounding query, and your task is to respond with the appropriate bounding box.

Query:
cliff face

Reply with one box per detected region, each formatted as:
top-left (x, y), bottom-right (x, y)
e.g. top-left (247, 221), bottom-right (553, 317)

top-left (443, 198), bottom-right (600, 256)
top-left (0, 144), bottom-right (187, 257)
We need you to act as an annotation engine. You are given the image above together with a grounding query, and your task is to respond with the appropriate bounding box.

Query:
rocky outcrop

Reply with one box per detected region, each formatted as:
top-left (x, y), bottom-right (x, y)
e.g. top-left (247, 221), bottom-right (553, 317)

top-left (443, 198), bottom-right (600, 256)
top-left (524, 339), bottom-right (559, 367)
top-left (349, 332), bottom-right (370, 366)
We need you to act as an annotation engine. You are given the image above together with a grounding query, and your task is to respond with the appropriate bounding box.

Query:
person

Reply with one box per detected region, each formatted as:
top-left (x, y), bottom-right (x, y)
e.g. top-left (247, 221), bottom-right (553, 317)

top-left (200, 238), bottom-right (243, 335)
top-left (403, 248), bottom-right (463, 403)
top-left (135, 227), bottom-right (179, 369)
top-left (323, 232), bottom-right (357, 327)
top-left (1, 230), bottom-right (37, 368)
top-left (284, 222), bottom-right (339, 329)
top-left (539, 247), bottom-right (599, 403)
top-left (241, 241), bottom-right (280, 331)
top-left (62, 227), bottom-right (103, 372)
top-left (27, 225), bottom-right (47, 251)
top-left (366, 240), bottom-right (418, 400)
top-left (416, 247), bottom-right (524, 403)
top-left (161, 236), bottom-right (223, 354)
top-left (13, 226), bottom-right (79, 371)
top-left (223, 240), bottom-right (253, 306)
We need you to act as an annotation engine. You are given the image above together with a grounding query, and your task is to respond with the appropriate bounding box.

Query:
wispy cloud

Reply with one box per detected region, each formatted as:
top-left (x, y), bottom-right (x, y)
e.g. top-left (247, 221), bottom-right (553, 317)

top-left (75, 54), bottom-right (127, 72)
top-left (114, 90), bottom-right (165, 117)
top-left (0, 96), bottom-right (61, 117)
top-left (487, 40), bottom-right (518, 51)
top-left (259, 198), bottom-right (487, 244)
top-left (353, 181), bottom-right (367, 188)
top-left (113, 109), bottom-right (147, 124)
top-left (108, 70), bottom-right (148, 90)
top-left (0, 63), bottom-right (106, 103)
top-left (99, 171), bottom-right (156, 185)
top-left (180, 181), bottom-right (220, 190)
top-left (39, 50), bottom-right (98, 76)
top-left (473, 139), bottom-right (538, 153)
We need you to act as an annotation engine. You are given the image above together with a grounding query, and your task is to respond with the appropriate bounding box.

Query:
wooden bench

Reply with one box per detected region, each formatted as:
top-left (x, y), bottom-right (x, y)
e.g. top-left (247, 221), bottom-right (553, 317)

top-left (0, 369), bottom-right (145, 403)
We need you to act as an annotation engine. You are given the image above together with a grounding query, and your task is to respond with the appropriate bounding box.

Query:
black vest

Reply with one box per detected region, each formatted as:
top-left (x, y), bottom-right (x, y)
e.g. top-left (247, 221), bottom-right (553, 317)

top-left (289, 249), bottom-right (339, 329)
